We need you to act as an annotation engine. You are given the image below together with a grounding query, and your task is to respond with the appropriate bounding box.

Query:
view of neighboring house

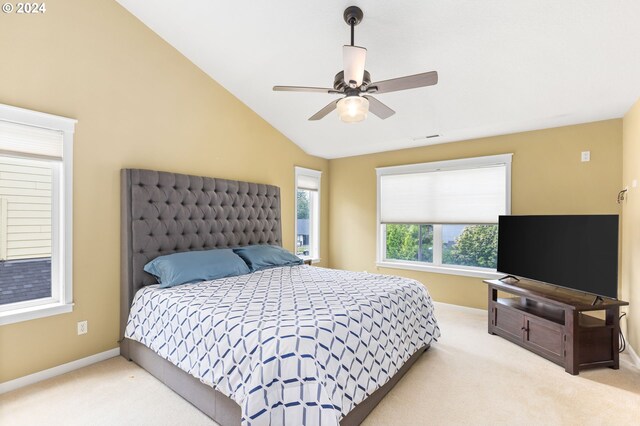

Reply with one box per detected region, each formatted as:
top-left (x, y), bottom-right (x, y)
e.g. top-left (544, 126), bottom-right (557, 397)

top-left (296, 218), bottom-right (309, 256)
top-left (0, 156), bottom-right (52, 304)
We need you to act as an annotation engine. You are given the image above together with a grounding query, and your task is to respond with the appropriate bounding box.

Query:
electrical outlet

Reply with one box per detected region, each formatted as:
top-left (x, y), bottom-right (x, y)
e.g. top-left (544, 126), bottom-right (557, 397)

top-left (581, 151), bottom-right (591, 162)
top-left (77, 320), bottom-right (88, 335)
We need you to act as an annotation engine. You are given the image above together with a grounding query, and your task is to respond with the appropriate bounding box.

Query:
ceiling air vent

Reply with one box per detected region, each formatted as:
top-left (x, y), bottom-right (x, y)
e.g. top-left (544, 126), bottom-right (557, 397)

top-left (412, 134), bottom-right (440, 142)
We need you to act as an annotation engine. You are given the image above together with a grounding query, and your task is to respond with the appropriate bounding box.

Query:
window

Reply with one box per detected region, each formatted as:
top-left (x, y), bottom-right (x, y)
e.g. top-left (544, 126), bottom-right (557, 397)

top-left (0, 104), bottom-right (75, 325)
top-left (295, 167), bottom-right (321, 262)
top-left (377, 154), bottom-right (512, 278)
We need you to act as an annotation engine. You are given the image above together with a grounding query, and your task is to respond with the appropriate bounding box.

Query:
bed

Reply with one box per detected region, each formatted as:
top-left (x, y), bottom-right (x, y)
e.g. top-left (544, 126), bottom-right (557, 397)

top-left (120, 169), bottom-right (440, 425)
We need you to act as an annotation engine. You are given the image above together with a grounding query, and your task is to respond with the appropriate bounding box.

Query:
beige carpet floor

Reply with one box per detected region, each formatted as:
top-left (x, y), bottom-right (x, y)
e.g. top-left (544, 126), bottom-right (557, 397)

top-left (1, 302), bottom-right (639, 425)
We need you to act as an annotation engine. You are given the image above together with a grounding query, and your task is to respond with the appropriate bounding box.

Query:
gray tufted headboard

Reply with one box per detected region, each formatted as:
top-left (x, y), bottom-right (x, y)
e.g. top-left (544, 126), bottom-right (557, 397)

top-left (120, 169), bottom-right (282, 343)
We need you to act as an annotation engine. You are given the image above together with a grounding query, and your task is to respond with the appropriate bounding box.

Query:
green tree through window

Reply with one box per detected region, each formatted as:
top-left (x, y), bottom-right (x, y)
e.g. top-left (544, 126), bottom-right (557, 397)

top-left (385, 224), bottom-right (433, 262)
top-left (297, 191), bottom-right (309, 219)
top-left (444, 225), bottom-right (498, 268)
top-left (386, 224), bottom-right (497, 269)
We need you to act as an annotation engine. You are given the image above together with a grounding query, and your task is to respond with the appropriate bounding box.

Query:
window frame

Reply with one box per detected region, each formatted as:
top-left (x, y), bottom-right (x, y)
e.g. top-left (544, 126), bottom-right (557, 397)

top-left (0, 103), bottom-right (76, 326)
top-left (294, 166), bottom-right (321, 263)
top-left (376, 154), bottom-right (512, 279)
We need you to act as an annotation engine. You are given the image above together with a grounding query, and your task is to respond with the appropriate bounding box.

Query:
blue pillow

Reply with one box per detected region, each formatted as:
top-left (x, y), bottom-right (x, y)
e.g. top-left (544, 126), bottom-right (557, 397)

top-left (144, 248), bottom-right (250, 288)
top-left (233, 245), bottom-right (303, 272)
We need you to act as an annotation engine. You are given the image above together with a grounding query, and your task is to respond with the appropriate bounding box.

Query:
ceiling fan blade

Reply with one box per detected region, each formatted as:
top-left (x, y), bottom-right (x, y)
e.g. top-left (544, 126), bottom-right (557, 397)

top-left (273, 86), bottom-right (340, 94)
top-left (368, 71), bottom-right (438, 94)
top-left (343, 45), bottom-right (367, 87)
top-left (308, 100), bottom-right (339, 121)
top-left (363, 96), bottom-right (395, 120)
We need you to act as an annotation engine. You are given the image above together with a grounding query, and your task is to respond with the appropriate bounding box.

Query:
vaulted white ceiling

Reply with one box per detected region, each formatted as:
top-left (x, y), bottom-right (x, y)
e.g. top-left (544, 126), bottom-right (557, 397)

top-left (117, 0), bottom-right (640, 159)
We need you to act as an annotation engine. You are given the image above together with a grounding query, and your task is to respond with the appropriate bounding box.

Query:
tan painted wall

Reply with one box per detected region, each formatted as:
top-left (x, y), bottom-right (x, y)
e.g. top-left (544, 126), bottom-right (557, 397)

top-left (621, 98), bottom-right (640, 352)
top-left (329, 120), bottom-right (622, 309)
top-left (0, 0), bottom-right (329, 382)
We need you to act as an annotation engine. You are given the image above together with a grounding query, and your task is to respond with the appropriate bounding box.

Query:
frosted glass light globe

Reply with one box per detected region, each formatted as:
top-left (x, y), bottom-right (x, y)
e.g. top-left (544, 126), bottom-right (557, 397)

top-left (336, 95), bottom-right (369, 123)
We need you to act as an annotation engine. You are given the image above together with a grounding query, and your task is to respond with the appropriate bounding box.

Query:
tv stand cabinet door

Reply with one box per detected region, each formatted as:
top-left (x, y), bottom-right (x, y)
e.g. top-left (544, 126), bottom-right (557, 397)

top-left (523, 315), bottom-right (564, 364)
top-left (492, 304), bottom-right (525, 343)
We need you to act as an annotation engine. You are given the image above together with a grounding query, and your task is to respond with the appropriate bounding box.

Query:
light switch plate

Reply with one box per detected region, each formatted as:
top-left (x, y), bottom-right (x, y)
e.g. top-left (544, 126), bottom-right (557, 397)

top-left (581, 151), bottom-right (591, 162)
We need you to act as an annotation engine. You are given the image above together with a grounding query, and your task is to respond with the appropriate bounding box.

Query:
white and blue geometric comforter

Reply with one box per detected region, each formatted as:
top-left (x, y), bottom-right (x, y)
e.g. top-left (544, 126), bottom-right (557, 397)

top-left (125, 265), bottom-right (440, 426)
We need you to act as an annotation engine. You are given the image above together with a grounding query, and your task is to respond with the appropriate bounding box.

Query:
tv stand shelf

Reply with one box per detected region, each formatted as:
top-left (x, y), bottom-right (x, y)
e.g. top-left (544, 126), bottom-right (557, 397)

top-left (496, 297), bottom-right (566, 325)
top-left (485, 279), bottom-right (628, 375)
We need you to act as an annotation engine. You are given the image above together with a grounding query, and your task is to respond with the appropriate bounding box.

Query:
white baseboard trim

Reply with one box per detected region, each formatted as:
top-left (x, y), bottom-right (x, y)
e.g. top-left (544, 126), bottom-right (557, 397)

top-left (433, 300), bottom-right (486, 313)
top-left (0, 347), bottom-right (120, 395)
top-left (625, 344), bottom-right (640, 369)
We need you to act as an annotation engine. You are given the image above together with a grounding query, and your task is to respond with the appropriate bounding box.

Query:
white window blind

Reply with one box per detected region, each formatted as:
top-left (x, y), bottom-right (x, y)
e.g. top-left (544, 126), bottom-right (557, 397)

top-left (297, 173), bottom-right (320, 191)
top-left (0, 120), bottom-right (64, 160)
top-left (378, 155), bottom-right (511, 224)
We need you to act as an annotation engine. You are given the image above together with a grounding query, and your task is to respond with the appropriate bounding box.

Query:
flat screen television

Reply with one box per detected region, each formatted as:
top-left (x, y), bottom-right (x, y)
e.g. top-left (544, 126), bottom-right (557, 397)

top-left (497, 215), bottom-right (619, 299)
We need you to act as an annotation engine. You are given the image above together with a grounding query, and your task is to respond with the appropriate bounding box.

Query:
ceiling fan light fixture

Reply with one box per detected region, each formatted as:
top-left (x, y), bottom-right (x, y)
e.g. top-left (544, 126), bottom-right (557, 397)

top-left (337, 95), bottom-right (369, 123)
top-left (273, 6), bottom-right (438, 122)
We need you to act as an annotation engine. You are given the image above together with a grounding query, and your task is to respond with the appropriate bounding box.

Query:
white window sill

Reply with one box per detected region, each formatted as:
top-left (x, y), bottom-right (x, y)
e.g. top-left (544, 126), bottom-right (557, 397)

top-left (0, 302), bottom-right (73, 326)
top-left (300, 257), bottom-right (321, 264)
top-left (376, 260), bottom-right (503, 279)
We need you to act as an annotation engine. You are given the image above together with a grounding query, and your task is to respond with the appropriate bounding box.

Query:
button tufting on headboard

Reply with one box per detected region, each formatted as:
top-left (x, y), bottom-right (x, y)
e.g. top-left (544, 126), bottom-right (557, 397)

top-left (120, 169), bottom-right (282, 332)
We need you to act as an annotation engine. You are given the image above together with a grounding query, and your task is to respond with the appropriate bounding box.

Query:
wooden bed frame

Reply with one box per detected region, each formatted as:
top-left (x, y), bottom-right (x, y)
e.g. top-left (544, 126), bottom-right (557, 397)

top-left (120, 169), bottom-right (429, 425)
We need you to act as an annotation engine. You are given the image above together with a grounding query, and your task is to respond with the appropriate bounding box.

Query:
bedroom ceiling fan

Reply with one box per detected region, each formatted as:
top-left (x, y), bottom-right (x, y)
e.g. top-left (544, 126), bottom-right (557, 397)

top-left (273, 6), bottom-right (438, 123)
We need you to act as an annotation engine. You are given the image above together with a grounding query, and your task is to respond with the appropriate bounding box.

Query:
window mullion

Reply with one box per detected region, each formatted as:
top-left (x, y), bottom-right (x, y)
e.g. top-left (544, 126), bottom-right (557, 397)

top-left (433, 224), bottom-right (443, 265)
top-left (380, 224), bottom-right (387, 261)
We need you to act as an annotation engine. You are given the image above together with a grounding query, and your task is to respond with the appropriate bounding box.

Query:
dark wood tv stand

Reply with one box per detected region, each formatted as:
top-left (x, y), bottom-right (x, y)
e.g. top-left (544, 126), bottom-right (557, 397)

top-left (485, 279), bottom-right (628, 375)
